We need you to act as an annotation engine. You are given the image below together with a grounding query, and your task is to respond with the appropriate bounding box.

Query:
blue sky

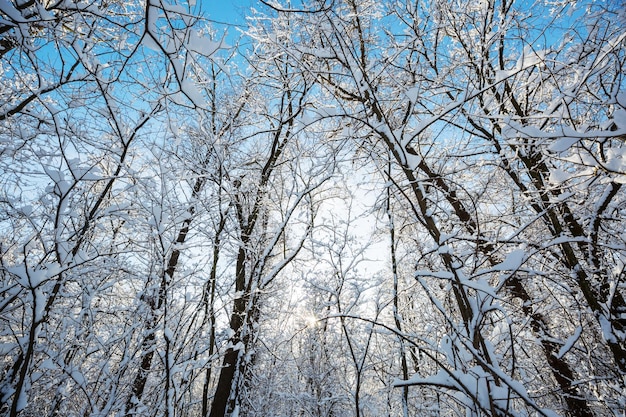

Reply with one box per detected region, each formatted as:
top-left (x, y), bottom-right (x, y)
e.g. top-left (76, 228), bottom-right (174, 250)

top-left (202, 0), bottom-right (251, 28)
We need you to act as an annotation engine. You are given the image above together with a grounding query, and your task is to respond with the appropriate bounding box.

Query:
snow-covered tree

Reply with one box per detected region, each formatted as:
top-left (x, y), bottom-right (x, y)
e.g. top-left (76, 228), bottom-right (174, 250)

top-left (0, 0), bottom-right (216, 415)
top-left (2, 0), bottom-right (625, 415)
top-left (257, 0), bottom-right (626, 414)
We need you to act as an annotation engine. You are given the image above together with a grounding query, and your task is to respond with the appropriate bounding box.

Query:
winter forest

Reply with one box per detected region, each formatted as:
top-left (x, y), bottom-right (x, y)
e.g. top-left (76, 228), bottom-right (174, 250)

top-left (1, 0), bottom-right (626, 416)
